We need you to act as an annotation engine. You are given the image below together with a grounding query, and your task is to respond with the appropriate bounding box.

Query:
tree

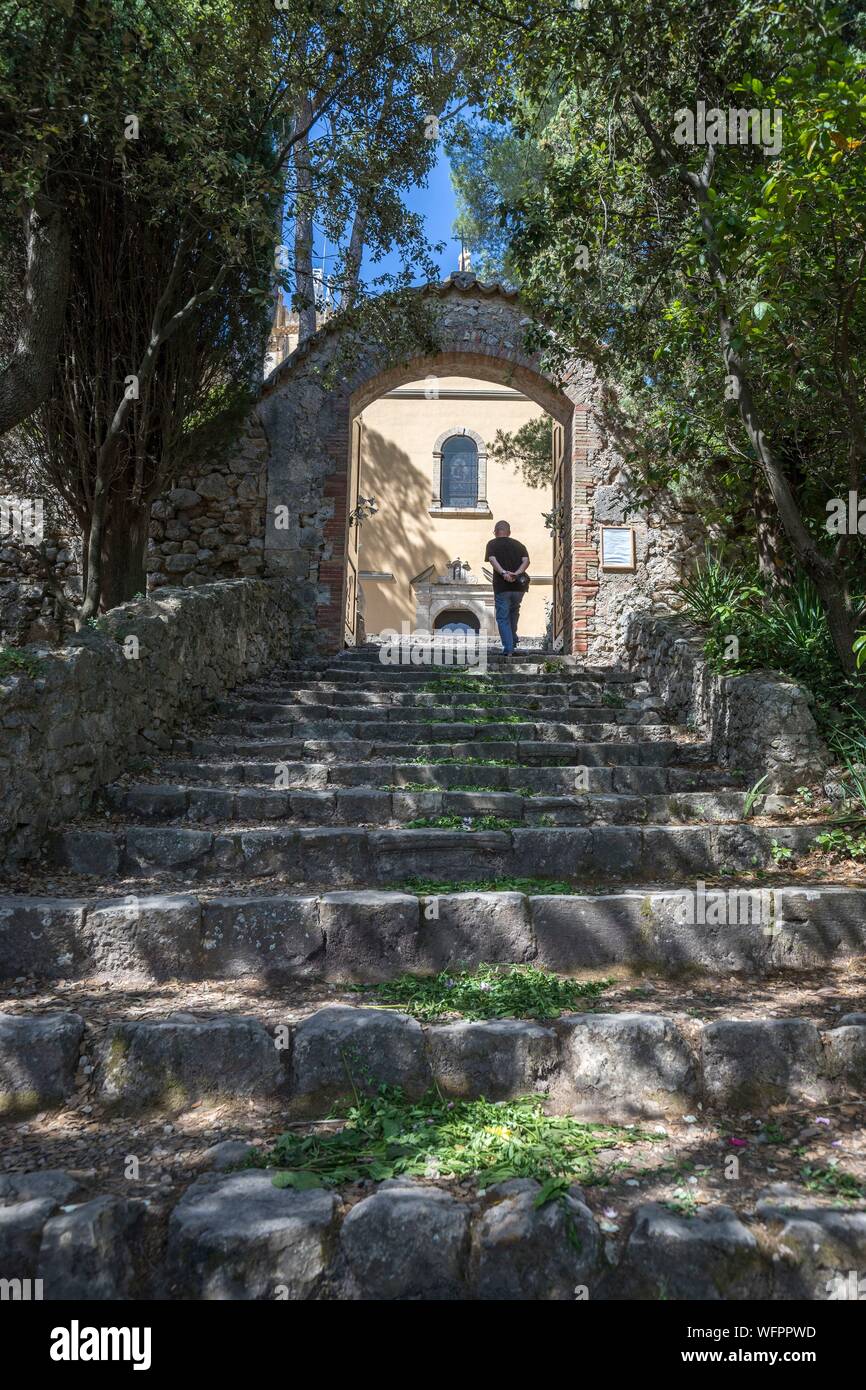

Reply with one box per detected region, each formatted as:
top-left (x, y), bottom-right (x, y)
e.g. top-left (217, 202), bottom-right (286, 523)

top-left (0, 199), bottom-right (70, 437)
top-left (447, 116), bottom-right (547, 284)
top-left (1, 0), bottom-right (491, 615)
top-left (282, 26), bottom-right (489, 344)
top-left (487, 416), bottom-right (553, 487)
top-left (465, 0), bottom-right (866, 678)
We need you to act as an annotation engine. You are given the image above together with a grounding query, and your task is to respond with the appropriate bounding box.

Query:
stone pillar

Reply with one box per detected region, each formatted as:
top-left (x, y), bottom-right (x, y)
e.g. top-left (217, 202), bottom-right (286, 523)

top-left (476, 450), bottom-right (488, 511)
top-left (431, 452), bottom-right (443, 509)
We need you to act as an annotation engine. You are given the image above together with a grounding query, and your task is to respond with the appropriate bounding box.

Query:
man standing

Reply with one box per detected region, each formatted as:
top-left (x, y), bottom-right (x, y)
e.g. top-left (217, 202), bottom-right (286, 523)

top-left (485, 520), bottom-right (529, 656)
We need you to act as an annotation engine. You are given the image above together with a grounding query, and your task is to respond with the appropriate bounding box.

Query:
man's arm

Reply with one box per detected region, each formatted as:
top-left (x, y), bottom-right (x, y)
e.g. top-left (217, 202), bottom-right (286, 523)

top-left (507, 545), bottom-right (529, 580)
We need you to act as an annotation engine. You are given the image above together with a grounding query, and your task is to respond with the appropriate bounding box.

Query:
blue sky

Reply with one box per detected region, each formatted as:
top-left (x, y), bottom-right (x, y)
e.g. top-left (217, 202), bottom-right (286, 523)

top-left (359, 145), bottom-right (463, 287)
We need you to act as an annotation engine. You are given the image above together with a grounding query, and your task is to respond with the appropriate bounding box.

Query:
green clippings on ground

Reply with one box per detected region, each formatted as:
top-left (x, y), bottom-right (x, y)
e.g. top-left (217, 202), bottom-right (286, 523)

top-left (400, 876), bottom-right (576, 895)
top-left (353, 961), bottom-right (610, 1022)
top-left (421, 675), bottom-right (496, 694)
top-left (800, 1164), bottom-right (866, 1201)
top-left (253, 1088), bottom-right (659, 1194)
top-left (405, 814), bottom-right (522, 830)
top-left (381, 781), bottom-right (440, 792)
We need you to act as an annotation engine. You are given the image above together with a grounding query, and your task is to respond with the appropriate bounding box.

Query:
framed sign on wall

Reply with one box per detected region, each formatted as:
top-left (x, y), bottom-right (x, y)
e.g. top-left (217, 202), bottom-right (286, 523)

top-left (600, 525), bottom-right (636, 571)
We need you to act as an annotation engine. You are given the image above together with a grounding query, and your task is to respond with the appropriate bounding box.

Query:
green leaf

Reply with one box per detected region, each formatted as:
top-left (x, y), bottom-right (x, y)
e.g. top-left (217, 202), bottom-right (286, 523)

top-left (271, 1170), bottom-right (324, 1191)
top-left (534, 1175), bottom-right (570, 1207)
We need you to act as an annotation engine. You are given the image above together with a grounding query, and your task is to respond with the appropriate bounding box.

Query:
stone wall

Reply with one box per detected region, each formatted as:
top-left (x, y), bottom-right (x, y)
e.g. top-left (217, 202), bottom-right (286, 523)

top-left (623, 609), bottom-right (829, 792)
top-left (0, 532), bottom-right (81, 646)
top-left (0, 578), bottom-right (298, 868)
top-left (587, 475), bottom-right (710, 667)
top-left (146, 419), bottom-right (269, 590)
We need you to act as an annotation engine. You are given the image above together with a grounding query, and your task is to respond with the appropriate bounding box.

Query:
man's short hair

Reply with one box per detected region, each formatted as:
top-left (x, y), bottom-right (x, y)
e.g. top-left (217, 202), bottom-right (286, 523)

top-left (494, 520), bottom-right (511, 534)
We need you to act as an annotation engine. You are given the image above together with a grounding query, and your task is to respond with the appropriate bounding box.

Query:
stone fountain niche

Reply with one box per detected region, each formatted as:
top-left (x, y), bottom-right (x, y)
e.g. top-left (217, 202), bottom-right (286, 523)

top-left (411, 558), bottom-right (495, 636)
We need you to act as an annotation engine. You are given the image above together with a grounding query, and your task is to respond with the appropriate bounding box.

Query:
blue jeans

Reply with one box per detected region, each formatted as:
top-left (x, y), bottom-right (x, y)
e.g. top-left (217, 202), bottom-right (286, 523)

top-left (494, 591), bottom-right (523, 654)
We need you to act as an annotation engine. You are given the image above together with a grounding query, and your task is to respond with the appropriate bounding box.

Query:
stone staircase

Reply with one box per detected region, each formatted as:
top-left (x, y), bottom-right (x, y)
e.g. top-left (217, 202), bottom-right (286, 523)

top-left (1, 644), bottom-right (865, 1300)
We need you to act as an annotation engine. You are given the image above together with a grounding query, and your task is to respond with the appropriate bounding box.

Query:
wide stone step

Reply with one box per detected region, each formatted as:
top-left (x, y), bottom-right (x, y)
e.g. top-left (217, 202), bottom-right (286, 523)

top-left (151, 758), bottom-right (746, 794)
top-left (174, 737), bottom-right (714, 766)
top-left (2, 885), bottom-right (864, 983)
top-left (242, 678), bottom-right (649, 700)
top-left (207, 717), bottom-right (684, 742)
top-left (165, 1179), bottom-right (866, 1302)
top-left (271, 664), bottom-right (637, 684)
top-left (104, 783), bottom-right (775, 827)
top-left (46, 821), bottom-right (824, 885)
top-left (214, 697), bottom-right (660, 724)
top-left (2, 1002), bottom-right (864, 1119)
top-left (2, 1167), bottom-right (863, 1300)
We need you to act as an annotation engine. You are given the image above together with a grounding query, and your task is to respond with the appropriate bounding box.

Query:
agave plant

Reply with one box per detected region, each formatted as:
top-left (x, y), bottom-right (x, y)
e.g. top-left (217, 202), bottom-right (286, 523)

top-left (748, 575), bottom-right (838, 687)
top-left (676, 549), bottom-right (759, 628)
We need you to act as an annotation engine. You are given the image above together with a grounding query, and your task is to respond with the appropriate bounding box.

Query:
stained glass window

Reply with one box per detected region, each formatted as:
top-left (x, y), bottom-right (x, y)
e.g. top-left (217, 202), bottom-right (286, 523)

top-left (441, 435), bottom-right (478, 507)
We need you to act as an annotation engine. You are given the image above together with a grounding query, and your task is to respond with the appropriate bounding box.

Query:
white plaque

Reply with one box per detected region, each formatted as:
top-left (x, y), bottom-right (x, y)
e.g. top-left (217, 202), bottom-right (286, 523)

top-left (600, 526), bottom-right (635, 571)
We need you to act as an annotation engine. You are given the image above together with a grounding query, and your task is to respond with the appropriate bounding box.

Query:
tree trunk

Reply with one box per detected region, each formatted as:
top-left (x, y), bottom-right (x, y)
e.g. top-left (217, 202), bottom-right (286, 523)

top-left (293, 95), bottom-right (317, 346)
top-left (754, 486), bottom-right (788, 587)
top-left (342, 206), bottom-right (367, 308)
top-left (0, 198), bottom-right (70, 437)
top-left (100, 495), bottom-right (150, 609)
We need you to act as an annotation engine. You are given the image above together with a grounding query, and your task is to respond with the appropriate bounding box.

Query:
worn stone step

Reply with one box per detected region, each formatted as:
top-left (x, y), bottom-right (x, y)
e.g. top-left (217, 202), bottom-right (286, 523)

top-left (45, 821), bottom-right (824, 885)
top-left (214, 697), bottom-right (660, 725)
top-left (151, 759), bottom-right (746, 794)
top-left (104, 784), bottom-right (777, 827)
top-left (2, 1167), bottom-right (864, 1300)
top-left (270, 664), bottom-right (637, 684)
top-left (207, 717), bottom-right (685, 743)
top-left (241, 679), bottom-right (650, 702)
top-left (2, 885), bottom-right (864, 984)
top-left (174, 736), bottom-right (713, 766)
top-left (169, 1179), bottom-right (866, 1301)
top-left (2, 1002), bottom-right (864, 1119)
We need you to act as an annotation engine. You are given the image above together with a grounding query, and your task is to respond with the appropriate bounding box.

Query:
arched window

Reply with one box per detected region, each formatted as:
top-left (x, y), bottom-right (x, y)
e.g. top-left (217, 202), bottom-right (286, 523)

top-left (434, 608), bottom-right (480, 634)
top-left (440, 435), bottom-right (479, 508)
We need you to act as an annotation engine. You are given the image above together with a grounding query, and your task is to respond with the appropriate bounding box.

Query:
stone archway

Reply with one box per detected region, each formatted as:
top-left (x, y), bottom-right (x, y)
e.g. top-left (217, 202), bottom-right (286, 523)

top-left (255, 272), bottom-right (601, 655)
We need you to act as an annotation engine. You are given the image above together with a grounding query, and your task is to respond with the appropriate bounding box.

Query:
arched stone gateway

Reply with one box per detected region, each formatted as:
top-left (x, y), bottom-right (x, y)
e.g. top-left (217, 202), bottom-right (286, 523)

top-left (155, 272), bottom-right (681, 658)
top-left (255, 272), bottom-right (600, 656)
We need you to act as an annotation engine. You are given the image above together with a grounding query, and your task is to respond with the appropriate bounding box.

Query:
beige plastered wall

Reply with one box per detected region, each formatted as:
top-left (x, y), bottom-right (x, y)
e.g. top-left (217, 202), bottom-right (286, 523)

top-left (356, 376), bottom-right (553, 636)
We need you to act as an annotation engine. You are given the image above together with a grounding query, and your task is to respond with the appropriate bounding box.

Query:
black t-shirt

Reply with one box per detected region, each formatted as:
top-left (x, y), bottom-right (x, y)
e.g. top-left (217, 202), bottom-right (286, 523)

top-left (485, 537), bottom-right (529, 594)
